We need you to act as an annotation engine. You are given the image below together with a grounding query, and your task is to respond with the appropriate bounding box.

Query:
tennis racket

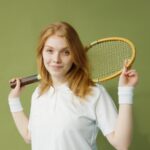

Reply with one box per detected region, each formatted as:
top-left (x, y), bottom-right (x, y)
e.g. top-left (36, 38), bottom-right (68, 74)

top-left (10, 74), bottom-right (41, 89)
top-left (10, 37), bottom-right (136, 88)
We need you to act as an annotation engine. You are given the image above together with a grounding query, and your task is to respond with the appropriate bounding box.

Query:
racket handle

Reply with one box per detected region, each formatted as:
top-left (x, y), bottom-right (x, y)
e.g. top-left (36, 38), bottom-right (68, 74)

top-left (10, 74), bottom-right (41, 89)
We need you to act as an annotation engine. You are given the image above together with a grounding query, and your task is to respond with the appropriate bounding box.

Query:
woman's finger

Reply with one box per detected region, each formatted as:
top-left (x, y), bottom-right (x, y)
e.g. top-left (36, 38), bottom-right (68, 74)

top-left (121, 59), bottom-right (128, 75)
top-left (125, 69), bottom-right (136, 75)
top-left (127, 71), bottom-right (137, 77)
top-left (9, 78), bottom-right (16, 83)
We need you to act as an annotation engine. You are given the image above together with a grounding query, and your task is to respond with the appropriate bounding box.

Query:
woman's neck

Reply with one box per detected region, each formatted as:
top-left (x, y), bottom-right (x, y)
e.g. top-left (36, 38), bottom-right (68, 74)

top-left (52, 77), bottom-right (67, 87)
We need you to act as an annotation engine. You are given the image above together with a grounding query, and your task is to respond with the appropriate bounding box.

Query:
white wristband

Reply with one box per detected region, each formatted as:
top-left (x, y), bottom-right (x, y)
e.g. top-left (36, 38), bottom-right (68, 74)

top-left (118, 86), bottom-right (134, 104)
top-left (8, 97), bottom-right (23, 112)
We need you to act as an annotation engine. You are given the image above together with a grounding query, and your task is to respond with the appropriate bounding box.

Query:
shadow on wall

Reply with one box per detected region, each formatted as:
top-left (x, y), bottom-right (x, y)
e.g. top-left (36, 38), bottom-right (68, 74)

top-left (96, 117), bottom-right (150, 150)
top-left (130, 116), bottom-right (150, 150)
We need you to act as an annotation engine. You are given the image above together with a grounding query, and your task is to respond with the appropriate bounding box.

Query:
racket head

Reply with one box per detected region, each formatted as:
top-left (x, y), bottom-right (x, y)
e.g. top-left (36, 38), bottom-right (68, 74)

top-left (86, 37), bottom-right (136, 82)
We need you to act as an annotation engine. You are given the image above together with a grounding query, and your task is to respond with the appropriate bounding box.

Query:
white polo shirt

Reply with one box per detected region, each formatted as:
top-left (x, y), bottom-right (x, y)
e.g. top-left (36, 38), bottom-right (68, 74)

top-left (28, 84), bottom-right (117, 150)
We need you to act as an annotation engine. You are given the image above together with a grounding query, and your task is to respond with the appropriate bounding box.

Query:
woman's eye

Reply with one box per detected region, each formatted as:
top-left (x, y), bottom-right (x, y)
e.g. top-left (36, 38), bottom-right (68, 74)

top-left (46, 49), bottom-right (53, 53)
top-left (64, 50), bottom-right (70, 56)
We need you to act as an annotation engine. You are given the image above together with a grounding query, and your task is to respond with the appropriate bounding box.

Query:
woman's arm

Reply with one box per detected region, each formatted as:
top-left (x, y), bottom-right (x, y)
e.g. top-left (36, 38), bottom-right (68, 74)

top-left (106, 62), bottom-right (138, 150)
top-left (106, 105), bottom-right (133, 150)
top-left (10, 110), bottom-right (31, 143)
top-left (8, 78), bottom-right (31, 143)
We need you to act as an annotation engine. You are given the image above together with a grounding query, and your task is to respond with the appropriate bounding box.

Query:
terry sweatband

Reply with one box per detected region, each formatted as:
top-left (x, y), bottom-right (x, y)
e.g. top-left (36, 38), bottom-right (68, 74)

top-left (8, 97), bottom-right (23, 112)
top-left (118, 86), bottom-right (134, 104)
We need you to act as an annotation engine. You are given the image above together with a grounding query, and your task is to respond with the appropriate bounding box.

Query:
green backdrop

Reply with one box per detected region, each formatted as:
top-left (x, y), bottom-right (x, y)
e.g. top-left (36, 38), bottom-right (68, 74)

top-left (0, 0), bottom-right (149, 149)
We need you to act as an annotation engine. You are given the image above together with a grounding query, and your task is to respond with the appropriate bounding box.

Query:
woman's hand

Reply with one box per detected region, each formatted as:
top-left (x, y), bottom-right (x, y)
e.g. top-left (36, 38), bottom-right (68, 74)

top-left (119, 61), bottom-right (138, 87)
top-left (9, 78), bottom-right (24, 98)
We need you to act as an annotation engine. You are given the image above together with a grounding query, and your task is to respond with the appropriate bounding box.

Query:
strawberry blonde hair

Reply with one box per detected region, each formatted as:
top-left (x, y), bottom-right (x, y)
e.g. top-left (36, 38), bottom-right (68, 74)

top-left (37, 21), bottom-right (94, 98)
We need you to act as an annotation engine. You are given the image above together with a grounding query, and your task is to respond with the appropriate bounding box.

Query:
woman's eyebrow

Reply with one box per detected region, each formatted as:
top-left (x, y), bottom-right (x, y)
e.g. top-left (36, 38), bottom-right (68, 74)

top-left (45, 45), bottom-right (69, 50)
top-left (61, 47), bottom-right (70, 50)
top-left (44, 45), bottom-right (54, 49)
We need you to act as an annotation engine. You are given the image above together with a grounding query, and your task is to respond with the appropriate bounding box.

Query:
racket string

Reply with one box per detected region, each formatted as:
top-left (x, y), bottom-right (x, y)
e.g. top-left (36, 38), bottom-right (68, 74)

top-left (87, 40), bottom-right (133, 81)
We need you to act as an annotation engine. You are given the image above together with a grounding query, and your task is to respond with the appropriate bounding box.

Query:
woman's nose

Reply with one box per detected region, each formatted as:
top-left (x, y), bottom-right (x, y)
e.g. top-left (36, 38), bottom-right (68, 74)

top-left (53, 53), bottom-right (61, 63)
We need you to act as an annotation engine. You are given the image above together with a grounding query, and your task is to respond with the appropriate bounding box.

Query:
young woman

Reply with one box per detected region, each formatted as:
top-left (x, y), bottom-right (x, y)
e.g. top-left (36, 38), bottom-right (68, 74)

top-left (8, 22), bottom-right (138, 150)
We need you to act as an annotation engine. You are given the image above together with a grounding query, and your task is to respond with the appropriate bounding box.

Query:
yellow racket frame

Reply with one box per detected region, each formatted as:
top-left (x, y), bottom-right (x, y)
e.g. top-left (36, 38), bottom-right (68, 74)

top-left (86, 37), bottom-right (136, 82)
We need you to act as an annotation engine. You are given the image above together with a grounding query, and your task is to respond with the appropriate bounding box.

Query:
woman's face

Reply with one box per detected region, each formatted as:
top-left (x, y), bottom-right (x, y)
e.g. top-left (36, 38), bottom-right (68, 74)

top-left (42, 35), bottom-right (73, 82)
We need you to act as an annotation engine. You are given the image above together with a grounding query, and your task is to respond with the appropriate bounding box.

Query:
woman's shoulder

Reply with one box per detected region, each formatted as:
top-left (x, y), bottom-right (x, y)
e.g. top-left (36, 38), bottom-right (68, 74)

top-left (91, 83), bottom-right (106, 94)
top-left (85, 83), bottom-right (106, 101)
top-left (31, 86), bottom-right (40, 100)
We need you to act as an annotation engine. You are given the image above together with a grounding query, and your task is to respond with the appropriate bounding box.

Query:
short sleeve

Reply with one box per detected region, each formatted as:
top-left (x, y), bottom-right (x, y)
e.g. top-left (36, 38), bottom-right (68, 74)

top-left (96, 85), bottom-right (118, 136)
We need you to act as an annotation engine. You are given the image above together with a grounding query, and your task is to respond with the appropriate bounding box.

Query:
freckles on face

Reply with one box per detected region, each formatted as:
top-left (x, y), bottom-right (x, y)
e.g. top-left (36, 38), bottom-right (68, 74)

top-left (42, 35), bottom-right (73, 78)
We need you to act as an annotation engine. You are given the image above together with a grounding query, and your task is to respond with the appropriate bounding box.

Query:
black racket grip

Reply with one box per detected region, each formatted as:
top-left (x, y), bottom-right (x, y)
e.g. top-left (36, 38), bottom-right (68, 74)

top-left (10, 74), bottom-right (41, 89)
